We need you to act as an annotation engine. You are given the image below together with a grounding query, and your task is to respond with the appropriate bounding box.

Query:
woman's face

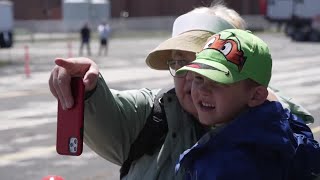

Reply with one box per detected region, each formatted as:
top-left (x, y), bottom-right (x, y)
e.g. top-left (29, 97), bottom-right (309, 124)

top-left (171, 50), bottom-right (197, 117)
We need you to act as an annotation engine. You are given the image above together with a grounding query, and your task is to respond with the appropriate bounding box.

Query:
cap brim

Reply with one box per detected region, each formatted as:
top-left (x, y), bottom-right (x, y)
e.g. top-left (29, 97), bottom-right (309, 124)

top-left (177, 56), bottom-right (248, 85)
top-left (145, 30), bottom-right (213, 70)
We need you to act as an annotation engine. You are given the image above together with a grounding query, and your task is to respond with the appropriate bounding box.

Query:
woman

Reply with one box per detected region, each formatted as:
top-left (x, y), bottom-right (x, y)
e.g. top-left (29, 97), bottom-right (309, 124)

top-left (49, 2), bottom-right (314, 180)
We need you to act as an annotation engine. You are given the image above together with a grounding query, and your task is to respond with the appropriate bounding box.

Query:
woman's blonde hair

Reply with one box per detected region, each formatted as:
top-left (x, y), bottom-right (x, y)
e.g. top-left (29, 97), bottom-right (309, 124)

top-left (190, 1), bottom-right (247, 30)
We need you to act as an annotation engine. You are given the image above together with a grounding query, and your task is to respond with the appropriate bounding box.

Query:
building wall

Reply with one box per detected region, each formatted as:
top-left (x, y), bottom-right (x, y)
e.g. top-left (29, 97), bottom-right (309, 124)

top-left (110, 0), bottom-right (261, 18)
top-left (11, 0), bottom-right (61, 20)
top-left (110, 0), bottom-right (213, 17)
top-left (11, 0), bottom-right (261, 20)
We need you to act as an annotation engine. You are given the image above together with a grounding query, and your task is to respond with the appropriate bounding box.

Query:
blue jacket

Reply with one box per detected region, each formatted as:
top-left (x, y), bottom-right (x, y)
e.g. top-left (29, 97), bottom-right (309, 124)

top-left (175, 101), bottom-right (320, 180)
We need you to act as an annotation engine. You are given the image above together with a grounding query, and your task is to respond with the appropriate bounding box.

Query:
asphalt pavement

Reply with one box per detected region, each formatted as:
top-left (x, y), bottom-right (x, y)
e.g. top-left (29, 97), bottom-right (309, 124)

top-left (0, 31), bottom-right (319, 180)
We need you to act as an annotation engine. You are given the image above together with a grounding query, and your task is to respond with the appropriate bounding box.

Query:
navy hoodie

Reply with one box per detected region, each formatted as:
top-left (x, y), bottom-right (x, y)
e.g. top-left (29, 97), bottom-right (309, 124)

top-left (176, 101), bottom-right (320, 180)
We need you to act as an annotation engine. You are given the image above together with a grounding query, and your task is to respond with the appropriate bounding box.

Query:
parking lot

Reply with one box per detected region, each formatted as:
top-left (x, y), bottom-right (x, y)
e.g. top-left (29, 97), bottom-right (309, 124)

top-left (0, 31), bottom-right (320, 180)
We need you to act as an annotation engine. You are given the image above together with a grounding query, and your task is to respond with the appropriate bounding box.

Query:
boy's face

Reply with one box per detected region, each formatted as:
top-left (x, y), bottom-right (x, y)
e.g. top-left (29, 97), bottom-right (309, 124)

top-left (191, 72), bottom-right (252, 126)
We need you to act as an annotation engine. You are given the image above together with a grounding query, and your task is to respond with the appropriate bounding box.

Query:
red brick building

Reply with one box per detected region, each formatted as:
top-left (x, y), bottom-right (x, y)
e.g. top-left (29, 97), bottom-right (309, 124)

top-left (12, 0), bottom-right (61, 20)
top-left (110, 0), bottom-right (260, 18)
top-left (11, 0), bottom-right (261, 20)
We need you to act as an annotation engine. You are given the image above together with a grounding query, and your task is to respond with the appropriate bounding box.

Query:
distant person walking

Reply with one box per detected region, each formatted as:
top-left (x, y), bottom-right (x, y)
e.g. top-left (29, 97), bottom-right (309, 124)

top-left (97, 22), bottom-right (110, 56)
top-left (79, 22), bottom-right (91, 56)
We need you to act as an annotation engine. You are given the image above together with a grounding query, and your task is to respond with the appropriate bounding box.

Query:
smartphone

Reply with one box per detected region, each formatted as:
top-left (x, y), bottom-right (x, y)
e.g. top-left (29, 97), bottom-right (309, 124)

top-left (56, 77), bottom-right (85, 156)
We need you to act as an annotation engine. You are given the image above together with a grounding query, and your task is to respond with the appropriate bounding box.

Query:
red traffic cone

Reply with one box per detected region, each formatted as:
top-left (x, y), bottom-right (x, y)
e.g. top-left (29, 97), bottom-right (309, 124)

top-left (42, 175), bottom-right (65, 180)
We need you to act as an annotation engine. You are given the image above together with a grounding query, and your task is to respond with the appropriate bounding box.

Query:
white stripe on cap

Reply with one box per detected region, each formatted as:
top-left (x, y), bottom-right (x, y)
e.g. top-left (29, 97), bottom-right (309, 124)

top-left (172, 12), bottom-right (236, 37)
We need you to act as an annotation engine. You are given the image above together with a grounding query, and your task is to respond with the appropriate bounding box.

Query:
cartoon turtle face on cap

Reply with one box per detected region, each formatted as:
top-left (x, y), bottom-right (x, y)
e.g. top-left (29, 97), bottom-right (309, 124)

top-left (202, 33), bottom-right (246, 71)
top-left (178, 29), bottom-right (272, 87)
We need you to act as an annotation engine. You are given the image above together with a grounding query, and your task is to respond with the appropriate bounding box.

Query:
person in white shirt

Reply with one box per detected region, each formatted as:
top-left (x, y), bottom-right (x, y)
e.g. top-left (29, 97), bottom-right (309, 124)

top-left (97, 22), bottom-right (110, 56)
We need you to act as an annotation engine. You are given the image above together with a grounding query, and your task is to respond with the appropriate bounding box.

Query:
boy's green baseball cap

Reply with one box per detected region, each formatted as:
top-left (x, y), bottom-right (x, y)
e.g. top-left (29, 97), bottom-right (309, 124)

top-left (177, 29), bottom-right (272, 87)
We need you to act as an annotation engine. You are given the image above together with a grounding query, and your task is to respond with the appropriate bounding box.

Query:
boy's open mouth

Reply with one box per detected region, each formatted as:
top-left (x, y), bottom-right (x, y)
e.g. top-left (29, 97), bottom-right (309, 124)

top-left (199, 101), bottom-right (215, 111)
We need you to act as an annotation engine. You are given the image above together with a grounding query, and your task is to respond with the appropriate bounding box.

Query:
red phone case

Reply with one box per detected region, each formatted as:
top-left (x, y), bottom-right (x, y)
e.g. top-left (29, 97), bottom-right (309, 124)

top-left (56, 77), bottom-right (85, 156)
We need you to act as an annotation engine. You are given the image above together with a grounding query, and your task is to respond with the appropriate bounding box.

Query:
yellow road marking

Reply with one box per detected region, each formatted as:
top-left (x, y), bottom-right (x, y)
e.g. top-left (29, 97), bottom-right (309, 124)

top-left (0, 88), bottom-right (49, 99)
top-left (0, 146), bottom-right (56, 166)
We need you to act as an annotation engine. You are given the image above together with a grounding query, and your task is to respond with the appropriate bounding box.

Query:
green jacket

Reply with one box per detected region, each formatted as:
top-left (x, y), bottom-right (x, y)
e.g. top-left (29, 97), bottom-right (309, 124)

top-left (83, 76), bottom-right (314, 180)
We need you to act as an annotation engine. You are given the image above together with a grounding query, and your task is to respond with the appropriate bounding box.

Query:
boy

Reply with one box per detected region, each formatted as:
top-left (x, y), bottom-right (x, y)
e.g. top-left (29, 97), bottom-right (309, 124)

top-left (175, 29), bottom-right (320, 180)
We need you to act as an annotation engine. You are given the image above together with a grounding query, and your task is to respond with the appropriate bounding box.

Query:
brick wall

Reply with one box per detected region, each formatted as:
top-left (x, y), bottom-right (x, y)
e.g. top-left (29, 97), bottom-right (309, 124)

top-left (110, 0), bottom-right (261, 18)
top-left (11, 0), bottom-right (261, 20)
top-left (11, 0), bottom-right (61, 20)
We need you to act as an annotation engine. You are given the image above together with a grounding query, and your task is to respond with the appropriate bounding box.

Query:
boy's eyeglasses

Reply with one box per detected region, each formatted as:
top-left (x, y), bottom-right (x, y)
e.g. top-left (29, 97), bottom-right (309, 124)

top-left (167, 60), bottom-right (189, 77)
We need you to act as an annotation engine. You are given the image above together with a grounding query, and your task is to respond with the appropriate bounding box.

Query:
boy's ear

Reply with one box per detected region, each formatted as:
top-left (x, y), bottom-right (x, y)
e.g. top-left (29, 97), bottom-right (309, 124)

top-left (248, 86), bottom-right (268, 107)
